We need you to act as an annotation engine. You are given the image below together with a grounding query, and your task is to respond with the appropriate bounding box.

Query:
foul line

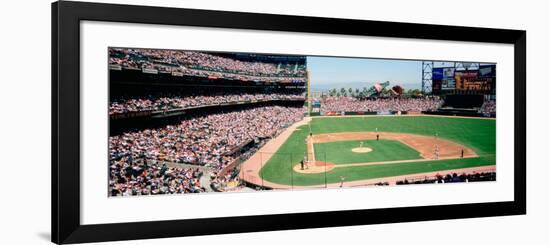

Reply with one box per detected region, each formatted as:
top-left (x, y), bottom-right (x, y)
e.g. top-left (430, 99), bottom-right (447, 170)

top-left (331, 155), bottom-right (479, 169)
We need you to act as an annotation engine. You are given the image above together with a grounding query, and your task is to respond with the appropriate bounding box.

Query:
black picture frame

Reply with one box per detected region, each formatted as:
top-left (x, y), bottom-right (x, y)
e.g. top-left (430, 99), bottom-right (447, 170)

top-left (52, 1), bottom-right (526, 244)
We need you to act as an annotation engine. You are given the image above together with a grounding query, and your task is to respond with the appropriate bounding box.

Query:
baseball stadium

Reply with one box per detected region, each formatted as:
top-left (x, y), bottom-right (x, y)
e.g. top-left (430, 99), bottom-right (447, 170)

top-left (107, 48), bottom-right (496, 197)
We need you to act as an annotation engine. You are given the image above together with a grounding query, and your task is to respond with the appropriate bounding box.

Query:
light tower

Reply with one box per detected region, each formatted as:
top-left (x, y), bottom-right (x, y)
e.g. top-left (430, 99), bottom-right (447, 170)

top-left (306, 69), bottom-right (311, 117)
top-left (421, 61), bottom-right (434, 94)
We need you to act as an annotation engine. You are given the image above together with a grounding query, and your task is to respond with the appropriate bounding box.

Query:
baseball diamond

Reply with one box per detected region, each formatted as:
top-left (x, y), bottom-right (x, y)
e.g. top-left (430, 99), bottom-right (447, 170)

top-left (241, 115), bottom-right (495, 188)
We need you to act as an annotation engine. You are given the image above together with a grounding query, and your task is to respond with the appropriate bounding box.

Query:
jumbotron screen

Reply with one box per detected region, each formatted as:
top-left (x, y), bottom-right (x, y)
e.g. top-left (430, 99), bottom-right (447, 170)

top-left (432, 65), bottom-right (495, 93)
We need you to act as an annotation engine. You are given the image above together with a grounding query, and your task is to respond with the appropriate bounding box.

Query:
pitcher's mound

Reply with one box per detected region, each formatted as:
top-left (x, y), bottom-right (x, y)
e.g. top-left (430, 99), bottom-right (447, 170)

top-left (352, 147), bottom-right (373, 153)
top-left (293, 161), bottom-right (335, 174)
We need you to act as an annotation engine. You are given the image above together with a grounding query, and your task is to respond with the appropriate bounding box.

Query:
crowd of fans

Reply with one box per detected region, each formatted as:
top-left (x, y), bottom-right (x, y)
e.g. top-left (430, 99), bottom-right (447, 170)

top-left (210, 171), bottom-right (242, 192)
top-left (321, 96), bottom-right (444, 113)
top-left (109, 105), bottom-right (304, 172)
top-left (396, 172), bottom-right (496, 185)
top-left (109, 48), bottom-right (307, 83)
top-left (109, 91), bottom-right (305, 115)
top-left (479, 100), bottom-right (496, 115)
top-left (108, 49), bottom-right (309, 195)
top-left (109, 105), bottom-right (304, 195)
top-left (210, 140), bottom-right (269, 191)
top-left (109, 159), bottom-right (205, 196)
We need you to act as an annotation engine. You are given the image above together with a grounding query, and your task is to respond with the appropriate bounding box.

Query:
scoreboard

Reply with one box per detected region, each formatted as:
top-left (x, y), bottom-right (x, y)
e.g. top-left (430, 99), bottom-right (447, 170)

top-left (432, 64), bottom-right (495, 94)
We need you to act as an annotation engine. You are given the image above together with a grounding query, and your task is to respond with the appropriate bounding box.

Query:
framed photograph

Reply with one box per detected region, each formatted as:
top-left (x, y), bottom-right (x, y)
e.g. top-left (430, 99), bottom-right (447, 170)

top-left (52, 1), bottom-right (526, 244)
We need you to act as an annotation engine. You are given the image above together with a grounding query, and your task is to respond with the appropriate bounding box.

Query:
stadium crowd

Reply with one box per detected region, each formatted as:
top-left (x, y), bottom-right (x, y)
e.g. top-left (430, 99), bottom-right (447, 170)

top-left (480, 100), bottom-right (496, 115)
top-left (109, 91), bottom-right (305, 115)
top-left (109, 48), bottom-right (307, 83)
top-left (321, 96), bottom-right (444, 113)
top-left (396, 172), bottom-right (496, 185)
top-left (109, 105), bottom-right (304, 172)
top-left (210, 171), bottom-right (242, 192)
top-left (109, 160), bottom-right (205, 196)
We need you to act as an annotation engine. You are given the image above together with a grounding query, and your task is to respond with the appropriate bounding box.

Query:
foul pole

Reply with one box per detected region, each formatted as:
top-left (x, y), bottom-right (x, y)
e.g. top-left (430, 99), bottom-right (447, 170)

top-left (307, 69), bottom-right (311, 117)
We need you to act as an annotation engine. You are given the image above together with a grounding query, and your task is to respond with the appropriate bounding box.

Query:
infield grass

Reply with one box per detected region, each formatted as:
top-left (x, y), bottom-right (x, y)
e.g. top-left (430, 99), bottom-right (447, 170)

top-left (314, 140), bottom-right (422, 164)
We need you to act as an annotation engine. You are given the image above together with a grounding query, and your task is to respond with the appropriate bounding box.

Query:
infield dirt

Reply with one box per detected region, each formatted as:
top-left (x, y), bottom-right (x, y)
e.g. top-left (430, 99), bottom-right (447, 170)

top-left (294, 132), bottom-right (477, 174)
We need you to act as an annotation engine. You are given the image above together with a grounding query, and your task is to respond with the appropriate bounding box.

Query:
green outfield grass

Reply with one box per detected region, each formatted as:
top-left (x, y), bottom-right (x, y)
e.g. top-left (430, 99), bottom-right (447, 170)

top-left (314, 140), bottom-right (422, 164)
top-left (259, 116), bottom-right (496, 186)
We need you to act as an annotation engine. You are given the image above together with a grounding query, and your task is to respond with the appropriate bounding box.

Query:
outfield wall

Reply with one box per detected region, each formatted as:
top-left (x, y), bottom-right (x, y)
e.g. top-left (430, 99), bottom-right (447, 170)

top-left (313, 111), bottom-right (410, 116)
top-left (423, 109), bottom-right (494, 118)
top-left (315, 110), bottom-right (494, 118)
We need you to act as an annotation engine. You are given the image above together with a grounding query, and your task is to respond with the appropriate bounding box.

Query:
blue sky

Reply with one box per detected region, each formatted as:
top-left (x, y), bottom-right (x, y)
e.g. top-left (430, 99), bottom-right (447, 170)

top-left (307, 56), bottom-right (422, 90)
